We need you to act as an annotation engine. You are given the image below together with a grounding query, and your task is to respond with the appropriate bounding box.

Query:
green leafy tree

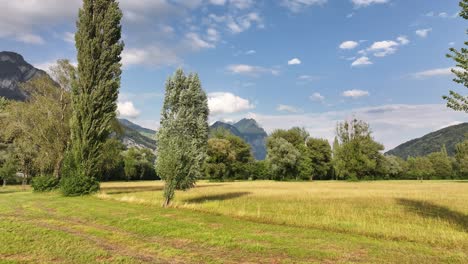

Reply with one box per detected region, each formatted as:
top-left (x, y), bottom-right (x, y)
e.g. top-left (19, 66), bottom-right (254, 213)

top-left (305, 138), bottom-right (332, 180)
top-left (266, 137), bottom-right (300, 180)
top-left (205, 129), bottom-right (254, 181)
top-left (443, 0), bottom-right (468, 112)
top-left (0, 154), bottom-right (17, 187)
top-left (407, 156), bottom-right (434, 181)
top-left (334, 119), bottom-right (384, 181)
top-left (454, 140), bottom-right (468, 178)
top-left (2, 74), bottom-right (72, 179)
top-left (123, 147), bottom-right (157, 181)
top-left (156, 69), bottom-right (209, 207)
top-left (382, 155), bottom-right (407, 179)
top-left (65, 0), bottom-right (124, 195)
top-left (427, 146), bottom-right (453, 179)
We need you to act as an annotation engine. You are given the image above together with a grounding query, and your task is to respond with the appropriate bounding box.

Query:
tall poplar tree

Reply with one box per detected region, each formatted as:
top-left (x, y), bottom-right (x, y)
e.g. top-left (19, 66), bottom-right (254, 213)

top-left (63, 0), bottom-right (124, 196)
top-left (156, 69), bottom-right (209, 207)
top-left (444, 0), bottom-right (468, 112)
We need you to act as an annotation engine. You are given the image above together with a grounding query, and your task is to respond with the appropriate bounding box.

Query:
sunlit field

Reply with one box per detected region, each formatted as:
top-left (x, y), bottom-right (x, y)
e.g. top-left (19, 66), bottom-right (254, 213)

top-left (99, 180), bottom-right (468, 248)
top-left (1, 180), bottom-right (467, 263)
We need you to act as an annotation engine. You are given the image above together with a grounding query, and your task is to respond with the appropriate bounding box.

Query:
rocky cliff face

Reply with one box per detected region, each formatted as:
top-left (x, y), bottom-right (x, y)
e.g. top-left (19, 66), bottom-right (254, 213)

top-left (0, 51), bottom-right (46, 101)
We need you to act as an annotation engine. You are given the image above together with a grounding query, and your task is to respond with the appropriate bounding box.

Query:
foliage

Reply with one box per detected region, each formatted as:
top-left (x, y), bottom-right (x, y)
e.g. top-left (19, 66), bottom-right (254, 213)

top-left (305, 138), bottom-right (332, 180)
top-left (97, 138), bottom-right (125, 181)
top-left (334, 119), bottom-right (384, 181)
top-left (0, 154), bottom-right (17, 187)
top-left (60, 173), bottom-right (100, 197)
top-left (266, 137), bottom-right (300, 180)
top-left (382, 155), bottom-right (407, 179)
top-left (66, 0), bottom-right (124, 194)
top-left (156, 69), bottom-right (209, 206)
top-left (122, 147), bottom-right (157, 181)
top-left (31, 175), bottom-right (59, 192)
top-left (443, 0), bottom-right (468, 112)
top-left (205, 128), bottom-right (253, 181)
top-left (427, 146), bottom-right (453, 179)
top-left (1, 73), bottom-right (72, 178)
top-left (454, 139), bottom-right (468, 178)
top-left (407, 156), bottom-right (434, 180)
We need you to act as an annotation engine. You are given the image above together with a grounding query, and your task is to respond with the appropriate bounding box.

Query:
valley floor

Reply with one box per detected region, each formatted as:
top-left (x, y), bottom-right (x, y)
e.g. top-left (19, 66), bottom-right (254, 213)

top-left (1, 180), bottom-right (467, 263)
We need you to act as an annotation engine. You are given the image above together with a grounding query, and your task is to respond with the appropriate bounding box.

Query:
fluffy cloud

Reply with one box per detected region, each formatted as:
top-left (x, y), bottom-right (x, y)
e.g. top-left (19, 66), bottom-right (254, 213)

top-left (185, 32), bottom-right (215, 50)
top-left (351, 0), bottom-right (389, 7)
top-left (342, 89), bottom-right (369, 98)
top-left (367, 40), bottom-right (399, 57)
top-left (227, 64), bottom-right (279, 76)
top-left (281, 0), bottom-right (327, 12)
top-left (230, 0), bottom-right (254, 10)
top-left (277, 104), bottom-right (301, 113)
top-left (351, 56), bottom-right (372, 67)
top-left (411, 67), bottom-right (456, 79)
top-left (208, 92), bottom-right (255, 115)
top-left (288, 58), bottom-right (302, 65)
top-left (310, 93), bottom-right (325, 102)
top-left (117, 101), bottom-right (141, 118)
top-left (416, 28), bottom-right (432, 38)
top-left (339, 41), bottom-right (359, 50)
top-left (226, 12), bottom-right (263, 34)
top-left (247, 104), bottom-right (467, 150)
top-left (122, 46), bottom-right (181, 67)
top-left (397, 35), bottom-right (410, 45)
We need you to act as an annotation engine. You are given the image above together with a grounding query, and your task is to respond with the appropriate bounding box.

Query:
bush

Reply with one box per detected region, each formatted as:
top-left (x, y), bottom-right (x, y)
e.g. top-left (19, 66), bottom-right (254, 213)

top-left (60, 174), bottom-right (100, 197)
top-left (31, 175), bottom-right (59, 192)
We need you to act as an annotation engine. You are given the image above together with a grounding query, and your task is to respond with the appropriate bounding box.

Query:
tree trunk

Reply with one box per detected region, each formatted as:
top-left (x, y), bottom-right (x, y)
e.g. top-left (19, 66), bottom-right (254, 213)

top-left (2, 179), bottom-right (6, 187)
top-left (53, 156), bottom-right (64, 179)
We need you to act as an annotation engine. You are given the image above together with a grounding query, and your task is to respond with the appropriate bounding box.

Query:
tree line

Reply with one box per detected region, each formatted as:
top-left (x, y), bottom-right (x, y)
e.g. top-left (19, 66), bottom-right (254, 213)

top-left (0, 0), bottom-right (467, 207)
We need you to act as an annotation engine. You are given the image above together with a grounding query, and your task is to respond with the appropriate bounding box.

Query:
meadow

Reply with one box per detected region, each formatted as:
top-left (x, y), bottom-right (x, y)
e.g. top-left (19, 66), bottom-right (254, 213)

top-left (1, 180), bottom-right (467, 263)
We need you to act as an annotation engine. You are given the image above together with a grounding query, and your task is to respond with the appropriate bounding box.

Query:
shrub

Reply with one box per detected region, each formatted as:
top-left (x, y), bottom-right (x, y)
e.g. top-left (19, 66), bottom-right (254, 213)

top-left (60, 174), bottom-right (99, 197)
top-left (31, 175), bottom-right (59, 192)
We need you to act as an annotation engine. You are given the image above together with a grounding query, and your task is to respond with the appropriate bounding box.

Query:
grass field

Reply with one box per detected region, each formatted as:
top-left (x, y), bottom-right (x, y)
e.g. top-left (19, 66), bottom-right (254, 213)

top-left (1, 180), bottom-right (467, 263)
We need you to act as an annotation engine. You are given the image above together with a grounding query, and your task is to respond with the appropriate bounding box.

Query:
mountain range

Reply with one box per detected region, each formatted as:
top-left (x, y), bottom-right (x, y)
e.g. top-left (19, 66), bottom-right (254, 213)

top-left (386, 123), bottom-right (468, 159)
top-left (211, 119), bottom-right (267, 160)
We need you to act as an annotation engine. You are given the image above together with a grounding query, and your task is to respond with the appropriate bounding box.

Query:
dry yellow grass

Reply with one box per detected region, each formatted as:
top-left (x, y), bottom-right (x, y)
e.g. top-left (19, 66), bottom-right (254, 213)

top-left (99, 180), bottom-right (468, 250)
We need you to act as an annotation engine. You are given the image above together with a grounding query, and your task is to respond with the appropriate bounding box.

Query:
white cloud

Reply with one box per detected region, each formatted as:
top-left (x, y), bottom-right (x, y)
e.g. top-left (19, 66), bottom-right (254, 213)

top-left (227, 64), bottom-right (279, 76)
top-left (185, 32), bottom-right (215, 50)
top-left (246, 104), bottom-right (468, 150)
top-left (397, 35), bottom-right (409, 45)
top-left (63, 32), bottom-right (75, 44)
top-left (226, 12), bottom-right (263, 34)
top-left (281, 0), bottom-right (327, 13)
top-left (210, 0), bottom-right (227, 5)
top-left (277, 104), bottom-right (301, 113)
top-left (411, 67), bottom-right (456, 79)
top-left (208, 92), bottom-right (255, 115)
top-left (245, 50), bottom-right (256, 55)
top-left (416, 28), bottom-right (432, 38)
top-left (351, 0), bottom-right (389, 8)
top-left (288, 58), bottom-right (302, 65)
top-left (117, 101), bottom-right (141, 118)
top-left (339, 41), bottom-right (359, 50)
top-left (298, 75), bottom-right (320, 83)
top-left (230, 0), bottom-right (254, 10)
top-left (351, 56), bottom-right (372, 67)
top-left (310, 92), bottom-right (325, 102)
top-left (342, 89), bottom-right (369, 98)
top-left (122, 46), bottom-right (181, 67)
top-left (368, 40), bottom-right (399, 57)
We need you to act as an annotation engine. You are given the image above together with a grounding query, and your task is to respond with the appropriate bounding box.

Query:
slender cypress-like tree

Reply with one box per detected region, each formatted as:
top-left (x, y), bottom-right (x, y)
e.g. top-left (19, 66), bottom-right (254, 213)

top-left (62, 0), bottom-right (124, 196)
top-left (156, 69), bottom-right (209, 207)
top-left (443, 0), bottom-right (468, 112)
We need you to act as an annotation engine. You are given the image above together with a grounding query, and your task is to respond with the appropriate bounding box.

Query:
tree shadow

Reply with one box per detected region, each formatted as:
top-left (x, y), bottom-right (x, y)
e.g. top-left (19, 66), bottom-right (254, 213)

top-left (397, 198), bottom-right (468, 232)
top-left (185, 192), bottom-right (251, 204)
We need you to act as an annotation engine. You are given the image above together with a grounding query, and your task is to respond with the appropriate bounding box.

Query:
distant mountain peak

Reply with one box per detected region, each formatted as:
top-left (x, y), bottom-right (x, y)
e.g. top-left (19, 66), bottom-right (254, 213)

top-left (0, 51), bottom-right (46, 101)
top-left (386, 123), bottom-right (468, 159)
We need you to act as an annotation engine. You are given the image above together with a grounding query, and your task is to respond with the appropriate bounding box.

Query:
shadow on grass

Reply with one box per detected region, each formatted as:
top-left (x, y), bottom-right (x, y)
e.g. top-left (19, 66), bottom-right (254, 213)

top-left (101, 184), bottom-right (226, 195)
top-left (185, 192), bottom-right (251, 204)
top-left (397, 198), bottom-right (468, 232)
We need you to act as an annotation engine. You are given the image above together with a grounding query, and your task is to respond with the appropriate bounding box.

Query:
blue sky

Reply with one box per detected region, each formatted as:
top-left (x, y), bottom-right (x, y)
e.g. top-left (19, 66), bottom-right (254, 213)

top-left (0, 0), bottom-right (466, 150)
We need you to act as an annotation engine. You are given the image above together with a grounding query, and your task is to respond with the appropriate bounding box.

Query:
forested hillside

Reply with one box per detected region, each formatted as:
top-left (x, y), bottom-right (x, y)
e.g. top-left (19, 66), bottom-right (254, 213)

top-left (386, 123), bottom-right (468, 159)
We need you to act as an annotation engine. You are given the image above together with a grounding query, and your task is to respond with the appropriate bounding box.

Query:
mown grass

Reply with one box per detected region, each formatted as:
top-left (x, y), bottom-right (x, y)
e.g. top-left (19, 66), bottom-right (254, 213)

top-left (0, 181), bottom-right (467, 263)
